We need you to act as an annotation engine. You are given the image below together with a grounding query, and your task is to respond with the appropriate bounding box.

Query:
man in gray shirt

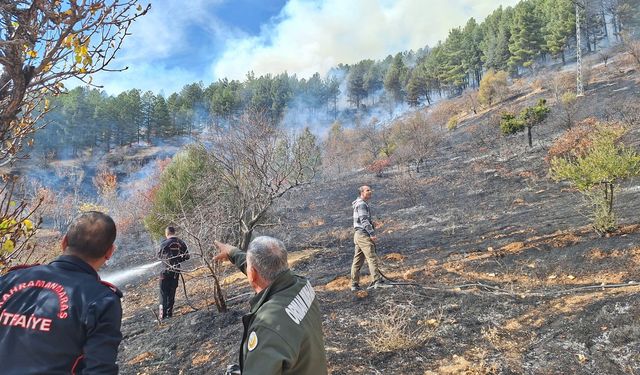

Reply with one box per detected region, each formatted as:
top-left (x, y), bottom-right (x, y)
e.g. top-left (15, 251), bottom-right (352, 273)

top-left (351, 185), bottom-right (388, 290)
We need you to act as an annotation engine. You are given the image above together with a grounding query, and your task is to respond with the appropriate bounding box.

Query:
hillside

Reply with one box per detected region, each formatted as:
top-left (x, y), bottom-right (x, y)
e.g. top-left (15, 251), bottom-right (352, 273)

top-left (113, 53), bottom-right (640, 374)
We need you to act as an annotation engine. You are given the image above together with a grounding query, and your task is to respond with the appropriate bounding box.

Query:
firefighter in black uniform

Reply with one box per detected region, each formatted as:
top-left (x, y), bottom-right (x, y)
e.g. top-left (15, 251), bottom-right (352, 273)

top-left (157, 226), bottom-right (189, 319)
top-left (0, 211), bottom-right (122, 375)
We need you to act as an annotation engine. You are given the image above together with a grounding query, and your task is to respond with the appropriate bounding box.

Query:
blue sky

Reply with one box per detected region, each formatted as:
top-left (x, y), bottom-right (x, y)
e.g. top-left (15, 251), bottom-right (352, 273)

top-left (91, 0), bottom-right (521, 96)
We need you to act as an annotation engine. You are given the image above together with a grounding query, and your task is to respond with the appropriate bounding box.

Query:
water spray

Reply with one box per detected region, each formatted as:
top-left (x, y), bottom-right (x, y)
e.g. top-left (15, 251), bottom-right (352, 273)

top-left (100, 261), bottom-right (161, 287)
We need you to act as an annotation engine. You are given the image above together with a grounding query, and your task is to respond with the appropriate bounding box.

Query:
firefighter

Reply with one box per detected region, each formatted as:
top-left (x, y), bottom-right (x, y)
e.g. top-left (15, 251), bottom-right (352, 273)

top-left (0, 211), bottom-right (122, 374)
top-left (157, 226), bottom-right (189, 320)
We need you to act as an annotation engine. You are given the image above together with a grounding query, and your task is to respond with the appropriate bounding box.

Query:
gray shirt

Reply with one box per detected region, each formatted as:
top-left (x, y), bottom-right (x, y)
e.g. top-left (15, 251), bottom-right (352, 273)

top-left (352, 197), bottom-right (374, 236)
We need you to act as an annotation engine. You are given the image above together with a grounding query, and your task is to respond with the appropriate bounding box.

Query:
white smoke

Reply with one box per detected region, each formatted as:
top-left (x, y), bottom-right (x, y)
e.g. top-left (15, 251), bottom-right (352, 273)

top-left (213, 0), bottom-right (521, 80)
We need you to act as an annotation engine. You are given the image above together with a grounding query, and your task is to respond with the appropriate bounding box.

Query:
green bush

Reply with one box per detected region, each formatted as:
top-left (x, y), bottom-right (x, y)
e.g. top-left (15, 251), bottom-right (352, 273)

top-left (143, 144), bottom-right (211, 238)
top-left (446, 116), bottom-right (459, 131)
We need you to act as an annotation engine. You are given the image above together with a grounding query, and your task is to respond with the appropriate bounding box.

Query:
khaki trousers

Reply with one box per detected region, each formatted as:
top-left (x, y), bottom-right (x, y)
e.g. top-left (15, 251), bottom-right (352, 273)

top-left (351, 231), bottom-right (381, 285)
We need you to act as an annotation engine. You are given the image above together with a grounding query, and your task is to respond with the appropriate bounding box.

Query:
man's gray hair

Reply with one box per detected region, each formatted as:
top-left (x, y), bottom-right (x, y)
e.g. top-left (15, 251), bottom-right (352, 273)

top-left (247, 236), bottom-right (289, 283)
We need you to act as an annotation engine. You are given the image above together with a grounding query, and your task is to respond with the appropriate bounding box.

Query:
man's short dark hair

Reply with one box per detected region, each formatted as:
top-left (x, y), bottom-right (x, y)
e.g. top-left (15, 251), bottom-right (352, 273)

top-left (65, 211), bottom-right (117, 259)
top-left (165, 226), bottom-right (176, 235)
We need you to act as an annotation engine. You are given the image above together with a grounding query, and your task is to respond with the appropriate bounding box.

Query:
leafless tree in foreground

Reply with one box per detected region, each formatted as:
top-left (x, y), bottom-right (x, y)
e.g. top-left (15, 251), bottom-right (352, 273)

top-left (0, 1), bottom-right (149, 271)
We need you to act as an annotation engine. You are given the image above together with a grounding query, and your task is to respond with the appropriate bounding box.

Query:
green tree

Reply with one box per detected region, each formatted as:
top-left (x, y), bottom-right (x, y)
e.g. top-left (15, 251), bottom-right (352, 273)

top-left (420, 45), bottom-right (445, 100)
top-left (363, 63), bottom-right (384, 104)
top-left (141, 91), bottom-right (156, 143)
top-left (270, 72), bottom-right (293, 121)
top-left (114, 89), bottom-right (141, 146)
top-left (209, 79), bottom-right (243, 124)
top-left (500, 99), bottom-right (550, 147)
top-left (347, 61), bottom-right (367, 109)
top-left (144, 145), bottom-right (210, 238)
top-left (543, 0), bottom-right (575, 64)
top-left (520, 98), bottom-right (551, 147)
top-left (405, 68), bottom-right (427, 106)
top-left (94, 95), bottom-right (119, 152)
top-left (347, 63), bottom-right (367, 109)
top-left (384, 53), bottom-right (408, 103)
top-left (462, 18), bottom-right (484, 87)
top-left (442, 28), bottom-right (467, 93)
top-left (508, 0), bottom-right (545, 74)
top-left (152, 96), bottom-right (172, 138)
top-left (481, 6), bottom-right (514, 72)
top-left (325, 76), bottom-right (340, 119)
top-left (302, 73), bottom-right (328, 112)
top-left (550, 124), bottom-right (640, 233)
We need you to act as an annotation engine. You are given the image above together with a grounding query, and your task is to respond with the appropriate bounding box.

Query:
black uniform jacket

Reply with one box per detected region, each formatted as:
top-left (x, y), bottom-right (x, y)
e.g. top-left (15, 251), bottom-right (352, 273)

top-left (158, 236), bottom-right (189, 276)
top-left (0, 255), bottom-right (123, 375)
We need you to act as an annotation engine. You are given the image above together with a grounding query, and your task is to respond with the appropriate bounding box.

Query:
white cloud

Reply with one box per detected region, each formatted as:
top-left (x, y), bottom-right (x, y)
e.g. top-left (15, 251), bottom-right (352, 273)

top-left (116, 0), bottom-right (233, 64)
top-left (90, 0), bottom-right (242, 94)
top-left (213, 0), bottom-right (521, 80)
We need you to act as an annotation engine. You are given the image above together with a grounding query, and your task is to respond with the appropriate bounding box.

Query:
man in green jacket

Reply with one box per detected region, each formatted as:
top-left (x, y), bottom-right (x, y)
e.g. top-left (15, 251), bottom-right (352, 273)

top-left (214, 236), bottom-right (327, 375)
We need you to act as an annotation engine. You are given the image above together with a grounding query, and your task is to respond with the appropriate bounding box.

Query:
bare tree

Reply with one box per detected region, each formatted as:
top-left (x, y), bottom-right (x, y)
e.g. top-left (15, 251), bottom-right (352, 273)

top-left (321, 122), bottom-right (361, 178)
top-left (207, 111), bottom-right (321, 250)
top-left (0, 1), bottom-right (148, 271)
top-left (391, 111), bottom-right (442, 173)
top-left (621, 34), bottom-right (640, 67)
top-left (174, 202), bottom-right (230, 313)
top-left (1, 1), bottom-right (149, 165)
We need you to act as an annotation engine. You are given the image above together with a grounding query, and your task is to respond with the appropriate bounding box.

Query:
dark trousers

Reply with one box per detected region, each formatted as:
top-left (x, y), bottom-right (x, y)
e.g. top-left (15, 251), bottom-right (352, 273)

top-left (159, 272), bottom-right (179, 319)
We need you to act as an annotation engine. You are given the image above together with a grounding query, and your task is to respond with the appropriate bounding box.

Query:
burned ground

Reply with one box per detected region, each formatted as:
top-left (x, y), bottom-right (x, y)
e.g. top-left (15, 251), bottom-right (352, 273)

top-left (115, 57), bottom-right (640, 374)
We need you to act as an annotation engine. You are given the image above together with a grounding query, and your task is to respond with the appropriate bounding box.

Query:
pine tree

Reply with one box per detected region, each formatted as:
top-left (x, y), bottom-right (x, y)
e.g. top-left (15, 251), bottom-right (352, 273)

top-left (347, 63), bottom-right (367, 109)
top-left (543, 0), bottom-right (575, 64)
top-left (406, 68), bottom-right (427, 106)
top-left (508, 0), bottom-right (546, 74)
top-left (152, 96), bottom-right (172, 138)
top-left (462, 18), bottom-right (484, 87)
top-left (384, 53), bottom-right (408, 103)
top-left (442, 27), bottom-right (467, 94)
top-left (482, 6), bottom-right (514, 72)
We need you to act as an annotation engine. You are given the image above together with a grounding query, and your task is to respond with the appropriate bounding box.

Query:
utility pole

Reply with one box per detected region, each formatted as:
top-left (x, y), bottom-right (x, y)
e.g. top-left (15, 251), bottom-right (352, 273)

top-left (575, 0), bottom-right (585, 96)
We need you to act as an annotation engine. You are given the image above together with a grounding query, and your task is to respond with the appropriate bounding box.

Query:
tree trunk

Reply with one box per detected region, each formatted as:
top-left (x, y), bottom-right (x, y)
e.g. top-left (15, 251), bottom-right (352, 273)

top-left (239, 229), bottom-right (253, 251)
top-left (607, 183), bottom-right (614, 215)
top-left (527, 126), bottom-right (533, 147)
top-left (204, 259), bottom-right (227, 312)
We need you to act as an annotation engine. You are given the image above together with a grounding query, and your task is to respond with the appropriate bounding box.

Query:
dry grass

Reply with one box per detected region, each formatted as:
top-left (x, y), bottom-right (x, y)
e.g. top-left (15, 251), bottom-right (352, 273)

top-left (365, 303), bottom-right (439, 352)
top-left (298, 218), bottom-right (325, 228)
top-left (499, 241), bottom-right (526, 254)
top-left (190, 342), bottom-right (217, 366)
top-left (427, 348), bottom-right (501, 374)
top-left (126, 351), bottom-right (154, 365)
top-left (383, 252), bottom-right (406, 262)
